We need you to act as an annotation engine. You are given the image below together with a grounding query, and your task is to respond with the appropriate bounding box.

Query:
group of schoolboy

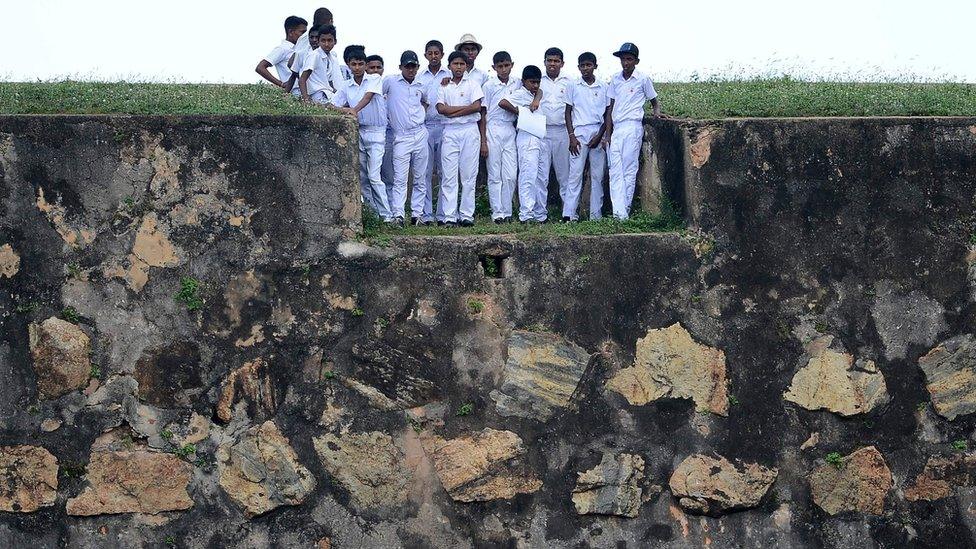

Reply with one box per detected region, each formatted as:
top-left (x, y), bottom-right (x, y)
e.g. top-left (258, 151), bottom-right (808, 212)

top-left (256, 8), bottom-right (662, 227)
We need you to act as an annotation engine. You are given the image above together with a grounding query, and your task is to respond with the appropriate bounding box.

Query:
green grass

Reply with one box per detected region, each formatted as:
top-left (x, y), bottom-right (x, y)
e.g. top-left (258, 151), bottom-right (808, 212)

top-left (1, 79), bottom-right (973, 118)
top-left (658, 79), bottom-right (976, 118)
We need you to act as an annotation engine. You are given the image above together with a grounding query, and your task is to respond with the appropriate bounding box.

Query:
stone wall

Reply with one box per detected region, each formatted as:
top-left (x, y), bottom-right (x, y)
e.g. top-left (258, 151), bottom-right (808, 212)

top-left (2, 115), bottom-right (976, 548)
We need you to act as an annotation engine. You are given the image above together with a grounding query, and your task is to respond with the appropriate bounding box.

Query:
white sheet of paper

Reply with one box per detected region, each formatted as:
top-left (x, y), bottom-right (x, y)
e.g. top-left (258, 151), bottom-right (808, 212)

top-left (516, 107), bottom-right (546, 139)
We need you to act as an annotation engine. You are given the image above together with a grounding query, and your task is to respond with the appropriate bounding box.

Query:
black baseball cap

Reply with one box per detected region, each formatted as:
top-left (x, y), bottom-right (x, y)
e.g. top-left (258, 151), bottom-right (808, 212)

top-left (613, 43), bottom-right (640, 59)
top-left (400, 50), bottom-right (420, 66)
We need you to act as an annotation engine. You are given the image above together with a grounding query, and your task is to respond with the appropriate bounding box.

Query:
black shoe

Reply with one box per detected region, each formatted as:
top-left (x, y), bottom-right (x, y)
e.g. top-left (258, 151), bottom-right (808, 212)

top-left (561, 216), bottom-right (571, 223)
top-left (493, 218), bottom-right (504, 225)
top-left (394, 217), bottom-right (405, 228)
top-left (460, 219), bottom-right (474, 227)
top-left (436, 221), bottom-right (445, 226)
top-left (444, 221), bottom-right (457, 228)
top-left (411, 217), bottom-right (418, 225)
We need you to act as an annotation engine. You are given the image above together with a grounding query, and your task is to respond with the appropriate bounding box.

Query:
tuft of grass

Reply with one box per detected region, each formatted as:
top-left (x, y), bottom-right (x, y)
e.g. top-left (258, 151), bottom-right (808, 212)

top-left (825, 452), bottom-right (843, 468)
top-left (728, 395), bottom-right (740, 407)
top-left (175, 277), bottom-right (204, 311)
top-left (66, 263), bottom-right (82, 279)
top-left (351, 307), bottom-right (364, 317)
top-left (15, 301), bottom-right (39, 314)
top-left (60, 306), bottom-right (81, 324)
top-left (89, 364), bottom-right (101, 379)
top-left (173, 443), bottom-right (196, 458)
top-left (952, 439), bottom-right (969, 452)
top-left (456, 403), bottom-right (474, 417)
top-left (323, 370), bottom-right (337, 380)
top-left (467, 299), bottom-right (485, 315)
top-left (160, 429), bottom-right (174, 441)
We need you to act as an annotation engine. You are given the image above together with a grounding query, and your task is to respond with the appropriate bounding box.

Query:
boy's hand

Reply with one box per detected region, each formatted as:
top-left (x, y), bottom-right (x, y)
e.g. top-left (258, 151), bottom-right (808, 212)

top-left (441, 77), bottom-right (450, 86)
top-left (480, 138), bottom-right (489, 158)
top-left (568, 135), bottom-right (581, 156)
top-left (587, 134), bottom-right (602, 148)
top-left (341, 107), bottom-right (357, 116)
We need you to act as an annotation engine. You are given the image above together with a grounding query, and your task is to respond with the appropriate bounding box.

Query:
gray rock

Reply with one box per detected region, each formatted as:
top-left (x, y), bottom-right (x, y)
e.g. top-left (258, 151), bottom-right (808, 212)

top-left (669, 453), bottom-right (777, 516)
top-left (918, 334), bottom-right (976, 420)
top-left (572, 453), bottom-right (646, 518)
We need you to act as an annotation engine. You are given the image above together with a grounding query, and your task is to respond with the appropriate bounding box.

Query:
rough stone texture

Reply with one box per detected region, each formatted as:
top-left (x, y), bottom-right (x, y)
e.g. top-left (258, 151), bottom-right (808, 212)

top-left (919, 334), bottom-right (976, 420)
top-left (783, 336), bottom-right (889, 416)
top-left (489, 330), bottom-right (590, 421)
top-left (904, 453), bottom-right (976, 502)
top-left (422, 428), bottom-right (542, 503)
top-left (808, 446), bottom-right (893, 515)
top-left (668, 454), bottom-right (777, 516)
top-left (571, 453), bottom-right (645, 518)
top-left (606, 323), bottom-right (728, 415)
top-left (66, 450), bottom-right (192, 515)
top-left (28, 316), bottom-right (91, 399)
top-left (0, 243), bottom-right (19, 278)
top-left (0, 446), bottom-right (58, 512)
top-left (216, 358), bottom-right (278, 423)
top-left (313, 431), bottom-right (409, 509)
top-left (217, 421), bottom-right (316, 518)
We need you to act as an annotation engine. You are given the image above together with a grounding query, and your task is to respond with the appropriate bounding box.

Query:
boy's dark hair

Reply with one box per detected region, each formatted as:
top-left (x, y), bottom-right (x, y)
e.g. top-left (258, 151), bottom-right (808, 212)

top-left (578, 52), bottom-right (597, 65)
top-left (492, 51), bottom-right (512, 65)
top-left (544, 47), bottom-right (564, 61)
top-left (447, 51), bottom-right (469, 65)
top-left (425, 40), bottom-right (444, 53)
top-left (343, 44), bottom-right (366, 62)
top-left (309, 25), bottom-right (323, 36)
top-left (313, 7), bottom-right (333, 25)
top-left (522, 65), bottom-right (542, 81)
top-left (318, 24), bottom-right (337, 39)
top-left (366, 54), bottom-right (384, 65)
top-left (347, 49), bottom-right (367, 63)
top-left (284, 16), bottom-right (308, 32)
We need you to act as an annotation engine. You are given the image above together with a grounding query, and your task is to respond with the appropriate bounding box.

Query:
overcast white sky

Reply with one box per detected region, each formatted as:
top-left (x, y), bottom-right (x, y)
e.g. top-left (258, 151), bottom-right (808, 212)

top-left (2, 0), bottom-right (974, 83)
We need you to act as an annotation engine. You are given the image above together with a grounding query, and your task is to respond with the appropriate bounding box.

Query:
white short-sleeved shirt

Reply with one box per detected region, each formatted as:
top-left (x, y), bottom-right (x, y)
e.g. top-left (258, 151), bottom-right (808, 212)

top-left (436, 75), bottom-right (485, 125)
top-left (467, 67), bottom-right (488, 87)
top-left (263, 40), bottom-right (296, 83)
top-left (340, 64), bottom-right (353, 81)
top-left (301, 48), bottom-right (344, 95)
top-left (540, 73), bottom-right (571, 126)
top-left (417, 66), bottom-right (452, 125)
top-left (566, 78), bottom-right (610, 127)
top-left (332, 73), bottom-right (386, 128)
top-left (483, 76), bottom-right (520, 125)
top-left (383, 75), bottom-right (428, 133)
top-left (608, 70), bottom-right (658, 124)
top-left (505, 86), bottom-right (536, 110)
top-left (289, 49), bottom-right (313, 96)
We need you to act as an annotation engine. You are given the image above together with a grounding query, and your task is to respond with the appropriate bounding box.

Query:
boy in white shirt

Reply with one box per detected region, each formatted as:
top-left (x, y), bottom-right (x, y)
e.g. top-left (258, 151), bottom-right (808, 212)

top-left (383, 51), bottom-right (430, 226)
top-left (367, 55), bottom-right (396, 195)
top-left (330, 50), bottom-right (392, 222)
top-left (539, 47), bottom-right (572, 223)
top-left (288, 26), bottom-right (320, 98)
top-left (255, 16), bottom-right (307, 91)
top-left (292, 7), bottom-right (332, 65)
top-left (299, 25), bottom-right (343, 104)
top-left (416, 40), bottom-right (451, 224)
top-left (481, 51), bottom-right (520, 223)
top-left (436, 52), bottom-right (485, 227)
top-left (603, 42), bottom-right (662, 220)
top-left (499, 66), bottom-right (545, 223)
top-left (565, 52), bottom-right (610, 220)
top-left (455, 34), bottom-right (487, 87)
top-left (341, 45), bottom-right (365, 82)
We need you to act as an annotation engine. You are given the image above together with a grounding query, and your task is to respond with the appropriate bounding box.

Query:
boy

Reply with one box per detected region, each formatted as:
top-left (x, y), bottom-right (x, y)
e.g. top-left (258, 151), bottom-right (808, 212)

top-left (604, 42), bottom-right (661, 219)
top-left (288, 25), bottom-right (320, 98)
top-left (499, 66), bottom-right (545, 223)
top-left (539, 47), bottom-right (571, 222)
top-left (341, 44), bottom-right (366, 81)
top-left (383, 51), bottom-right (430, 226)
top-left (416, 40), bottom-right (451, 224)
top-left (256, 16), bottom-right (307, 91)
top-left (368, 55), bottom-right (397, 203)
top-left (565, 52), bottom-right (610, 220)
top-left (330, 50), bottom-right (391, 222)
top-left (436, 51), bottom-right (484, 227)
top-left (455, 34), bottom-right (487, 86)
top-left (299, 25), bottom-right (343, 104)
top-left (481, 51), bottom-right (520, 222)
top-left (293, 8), bottom-right (333, 65)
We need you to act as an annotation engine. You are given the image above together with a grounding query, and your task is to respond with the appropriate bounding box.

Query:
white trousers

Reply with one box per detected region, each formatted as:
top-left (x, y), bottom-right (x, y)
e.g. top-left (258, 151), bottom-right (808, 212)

top-left (567, 124), bottom-right (608, 220)
top-left (516, 131), bottom-right (545, 222)
top-left (423, 123), bottom-right (444, 222)
top-left (539, 125), bottom-right (570, 221)
top-left (486, 122), bottom-right (517, 219)
top-left (391, 127), bottom-right (429, 220)
top-left (381, 127), bottom-right (394, 188)
top-left (359, 126), bottom-right (391, 220)
top-left (439, 124), bottom-right (480, 223)
top-left (607, 120), bottom-right (644, 219)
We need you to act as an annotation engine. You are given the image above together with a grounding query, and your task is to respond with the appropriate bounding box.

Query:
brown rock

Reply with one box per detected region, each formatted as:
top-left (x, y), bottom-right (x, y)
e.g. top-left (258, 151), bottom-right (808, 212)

top-left (490, 330), bottom-right (590, 421)
top-left (668, 454), bottom-right (777, 516)
top-left (29, 316), bottom-right (92, 399)
top-left (809, 446), bottom-right (892, 515)
top-left (572, 453), bottom-right (645, 518)
top-left (422, 428), bottom-right (542, 502)
top-left (0, 446), bottom-right (58, 512)
top-left (313, 431), bottom-right (409, 509)
top-left (918, 334), bottom-right (976, 420)
top-left (66, 450), bottom-right (193, 515)
top-left (133, 341), bottom-right (203, 408)
top-left (783, 336), bottom-right (889, 416)
top-left (606, 323), bottom-right (728, 415)
top-left (0, 243), bottom-right (20, 278)
top-left (216, 358), bottom-right (278, 423)
top-left (904, 453), bottom-right (976, 502)
top-left (217, 421), bottom-right (316, 517)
